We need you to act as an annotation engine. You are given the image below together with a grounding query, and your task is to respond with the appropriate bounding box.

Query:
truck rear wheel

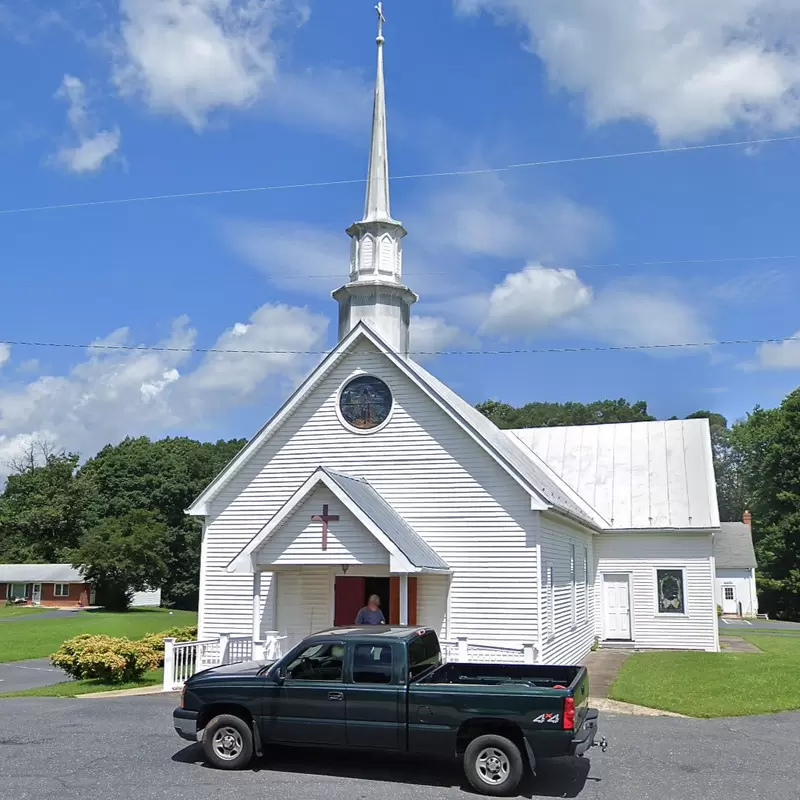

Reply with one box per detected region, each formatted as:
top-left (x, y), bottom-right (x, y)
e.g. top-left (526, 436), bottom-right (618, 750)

top-left (202, 714), bottom-right (254, 770)
top-left (463, 734), bottom-right (524, 796)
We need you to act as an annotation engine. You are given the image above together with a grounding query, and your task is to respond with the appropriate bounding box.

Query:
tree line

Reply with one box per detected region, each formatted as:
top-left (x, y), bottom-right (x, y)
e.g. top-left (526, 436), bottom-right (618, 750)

top-left (1, 391), bottom-right (797, 620)
top-left (0, 436), bottom-right (245, 611)
top-left (478, 395), bottom-right (800, 621)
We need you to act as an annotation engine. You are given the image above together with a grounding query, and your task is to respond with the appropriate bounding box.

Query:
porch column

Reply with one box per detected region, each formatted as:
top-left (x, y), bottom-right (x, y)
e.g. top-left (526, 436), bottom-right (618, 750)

top-left (399, 574), bottom-right (409, 625)
top-left (252, 571), bottom-right (262, 642)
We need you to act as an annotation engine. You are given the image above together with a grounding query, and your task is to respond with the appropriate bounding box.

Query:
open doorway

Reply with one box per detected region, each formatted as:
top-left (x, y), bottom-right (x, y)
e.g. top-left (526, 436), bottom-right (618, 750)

top-left (364, 577), bottom-right (390, 622)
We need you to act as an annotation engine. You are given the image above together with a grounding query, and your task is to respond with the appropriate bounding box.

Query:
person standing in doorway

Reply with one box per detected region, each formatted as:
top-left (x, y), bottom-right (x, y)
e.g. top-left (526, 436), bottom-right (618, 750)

top-left (355, 594), bottom-right (385, 625)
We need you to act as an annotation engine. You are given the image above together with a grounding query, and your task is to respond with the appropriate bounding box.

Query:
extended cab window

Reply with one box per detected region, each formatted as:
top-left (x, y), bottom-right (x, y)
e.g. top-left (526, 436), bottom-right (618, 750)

top-left (352, 644), bottom-right (393, 684)
top-left (285, 642), bottom-right (344, 682)
top-left (407, 631), bottom-right (441, 680)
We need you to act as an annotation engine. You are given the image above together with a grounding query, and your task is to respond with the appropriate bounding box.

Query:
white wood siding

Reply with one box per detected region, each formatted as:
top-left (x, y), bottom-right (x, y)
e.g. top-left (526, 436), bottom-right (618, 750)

top-left (199, 339), bottom-right (539, 646)
top-left (275, 569), bottom-right (332, 651)
top-left (538, 515), bottom-right (596, 664)
top-left (416, 574), bottom-right (449, 638)
top-left (257, 487), bottom-right (388, 567)
top-left (715, 568), bottom-right (758, 616)
top-left (595, 533), bottom-right (717, 651)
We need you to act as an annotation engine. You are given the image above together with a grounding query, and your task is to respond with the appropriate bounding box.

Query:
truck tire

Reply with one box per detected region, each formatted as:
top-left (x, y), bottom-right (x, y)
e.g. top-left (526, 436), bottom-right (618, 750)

top-left (463, 734), bottom-right (524, 796)
top-left (202, 714), bottom-right (254, 770)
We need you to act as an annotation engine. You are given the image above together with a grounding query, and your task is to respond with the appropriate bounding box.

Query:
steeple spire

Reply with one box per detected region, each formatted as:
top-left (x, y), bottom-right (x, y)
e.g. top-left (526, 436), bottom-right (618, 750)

top-left (334, 2), bottom-right (418, 357)
top-left (363, 2), bottom-right (392, 223)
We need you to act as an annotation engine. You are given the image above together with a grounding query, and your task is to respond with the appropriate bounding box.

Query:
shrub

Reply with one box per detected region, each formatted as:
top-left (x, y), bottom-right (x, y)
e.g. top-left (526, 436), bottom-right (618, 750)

top-left (140, 625), bottom-right (199, 666)
top-left (717, 604), bottom-right (723, 617)
top-left (51, 634), bottom-right (161, 683)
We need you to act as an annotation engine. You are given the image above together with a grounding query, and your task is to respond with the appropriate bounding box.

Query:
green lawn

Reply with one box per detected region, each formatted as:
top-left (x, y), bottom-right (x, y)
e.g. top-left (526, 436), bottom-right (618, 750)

top-left (0, 669), bottom-right (164, 698)
top-left (0, 605), bottom-right (48, 618)
top-left (0, 607), bottom-right (197, 663)
top-left (610, 634), bottom-right (800, 718)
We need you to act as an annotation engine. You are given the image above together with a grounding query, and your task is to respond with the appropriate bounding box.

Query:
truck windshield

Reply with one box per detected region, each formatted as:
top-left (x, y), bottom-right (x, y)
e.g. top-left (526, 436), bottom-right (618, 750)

top-left (407, 631), bottom-right (441, 680)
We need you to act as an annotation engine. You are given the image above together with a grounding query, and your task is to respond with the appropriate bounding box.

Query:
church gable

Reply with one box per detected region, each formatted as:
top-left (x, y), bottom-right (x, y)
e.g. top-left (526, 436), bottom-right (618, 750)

top-left (255, 485), bottom-right (388, 568)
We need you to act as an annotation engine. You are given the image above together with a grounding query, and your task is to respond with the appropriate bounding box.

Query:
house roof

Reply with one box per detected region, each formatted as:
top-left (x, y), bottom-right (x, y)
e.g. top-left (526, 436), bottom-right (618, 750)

top-left (228, 466), bottom-right (450, 574)
top-left (0, 564), bottom-right (84, 583)
top-left (188, 324), bottom-right (601, 529)
top-left (714, 522), bottom-right (757, 568)
top-left (508, 419), bottom-right (720, 530)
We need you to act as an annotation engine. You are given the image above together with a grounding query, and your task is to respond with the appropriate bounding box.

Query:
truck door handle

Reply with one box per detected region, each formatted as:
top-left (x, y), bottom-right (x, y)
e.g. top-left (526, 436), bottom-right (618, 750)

top-left (328, 692), bottom-right (344, 701)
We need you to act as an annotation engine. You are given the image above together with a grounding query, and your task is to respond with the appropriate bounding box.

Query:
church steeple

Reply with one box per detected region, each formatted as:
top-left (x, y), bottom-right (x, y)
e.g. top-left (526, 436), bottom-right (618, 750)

top-left (333, 2), bottom-right (418, 356)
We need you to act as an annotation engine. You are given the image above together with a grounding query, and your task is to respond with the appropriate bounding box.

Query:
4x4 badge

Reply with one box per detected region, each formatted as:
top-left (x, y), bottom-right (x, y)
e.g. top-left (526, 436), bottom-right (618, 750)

top-left (532, 713), bottom-right (560, 724)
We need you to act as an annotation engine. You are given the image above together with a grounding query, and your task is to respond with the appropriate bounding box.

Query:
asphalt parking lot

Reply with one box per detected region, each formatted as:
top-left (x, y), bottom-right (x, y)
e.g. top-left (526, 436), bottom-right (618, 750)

top-left (0, 695), bottom-right (797, 800)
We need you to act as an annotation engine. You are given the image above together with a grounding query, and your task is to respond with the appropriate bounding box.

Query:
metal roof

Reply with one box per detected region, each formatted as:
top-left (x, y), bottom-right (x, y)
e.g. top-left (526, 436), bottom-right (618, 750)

top-left (508, 419), bottom-right (720, 530)
top-left (406, 359), bottom-right (605, 529)
top-left (322, 468), bottom-right (449, 571)
top-left (0, 564), bottom-right (85, 583)
top-left (714, 522), bottom-right (757, 568)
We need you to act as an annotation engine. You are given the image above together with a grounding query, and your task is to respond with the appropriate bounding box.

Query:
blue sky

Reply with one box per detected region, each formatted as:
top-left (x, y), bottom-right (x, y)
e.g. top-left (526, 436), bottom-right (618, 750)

top-left (1, 0), bottom-right (800, 466)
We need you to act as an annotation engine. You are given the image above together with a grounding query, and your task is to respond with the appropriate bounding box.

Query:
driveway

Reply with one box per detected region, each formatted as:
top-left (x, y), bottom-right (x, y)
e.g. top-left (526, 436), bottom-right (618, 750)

top-left (720, 618), bottom-right (800, 633)
top-left (0, 659), bottom-right (72, 693)
top-left (0, 695), bottom-right (798, 799)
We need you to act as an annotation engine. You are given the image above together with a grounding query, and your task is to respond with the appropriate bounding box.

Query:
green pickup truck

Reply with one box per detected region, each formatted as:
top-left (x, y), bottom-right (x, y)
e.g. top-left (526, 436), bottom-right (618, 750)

top-left (173, 626), bottom-right (606, 796)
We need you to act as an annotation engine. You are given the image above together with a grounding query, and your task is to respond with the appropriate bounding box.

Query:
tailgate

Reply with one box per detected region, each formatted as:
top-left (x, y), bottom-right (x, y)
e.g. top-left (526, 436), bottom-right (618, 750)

top-left (569, 666), bottom-right (590, 727)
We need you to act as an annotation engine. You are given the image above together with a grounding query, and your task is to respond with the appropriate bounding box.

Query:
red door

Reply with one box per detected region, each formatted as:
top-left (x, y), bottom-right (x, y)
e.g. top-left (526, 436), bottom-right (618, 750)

top-left (334, 577), bottom-right (365, 626)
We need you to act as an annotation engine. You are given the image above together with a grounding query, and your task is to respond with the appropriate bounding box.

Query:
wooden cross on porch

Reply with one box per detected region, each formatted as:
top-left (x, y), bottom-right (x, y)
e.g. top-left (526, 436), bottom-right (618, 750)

top-left (311, 504), bottom-right (340, 551)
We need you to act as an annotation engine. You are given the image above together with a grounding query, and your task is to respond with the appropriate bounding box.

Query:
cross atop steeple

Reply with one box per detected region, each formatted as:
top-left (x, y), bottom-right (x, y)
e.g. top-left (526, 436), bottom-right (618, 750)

top-left (376, 2), bottom-right (385, 42)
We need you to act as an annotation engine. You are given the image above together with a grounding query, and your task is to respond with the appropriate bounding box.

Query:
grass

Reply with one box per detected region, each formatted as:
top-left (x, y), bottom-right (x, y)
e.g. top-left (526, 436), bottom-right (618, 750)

top-left (0, 668), bottom-right (164, 698)
top-left (0, 607), bottom-right (197, 663)
top-left (610, 634), bottom-right (800, 718)
top-left (0, 605), bottom-right (48, 618)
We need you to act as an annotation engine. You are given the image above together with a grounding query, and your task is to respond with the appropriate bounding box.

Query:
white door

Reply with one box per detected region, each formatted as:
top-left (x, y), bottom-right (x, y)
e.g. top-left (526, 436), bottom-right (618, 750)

top-left (31, 584), bottom-right (42, 605)
top-left (721, 584), bottom-right (737, 614)
top-left (602, 574), bottom-right (632, 640)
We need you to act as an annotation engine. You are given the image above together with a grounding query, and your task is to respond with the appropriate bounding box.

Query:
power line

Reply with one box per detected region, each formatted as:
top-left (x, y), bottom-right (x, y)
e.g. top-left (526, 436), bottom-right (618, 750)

top-left (2, 133), bottom-right (799, 217)
top-left (0, 334), bottom-right (796, 357)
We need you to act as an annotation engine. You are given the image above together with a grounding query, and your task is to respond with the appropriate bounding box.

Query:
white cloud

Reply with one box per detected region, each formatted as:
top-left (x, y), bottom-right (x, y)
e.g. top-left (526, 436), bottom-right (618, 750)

top-left (0, 303), bottom-right (328, 474)
top-left (0, 343), bottom-right (10, 369)
top-left (408, 173), bottom-right (611, 266)
top-left (456, 0), bottom-right (800, 141)
top-left (754, 330), bottom-right (800, 369)
top-left (480, 264), bottom-right (592, 336)
top-left (409, 316), bottom-right (472, 360)
top-left (572, 284), bottom-right (713, 350)
top-left (53, 74), bottom-right (120, 173)
top-left (113, 0), bottom-right (369, 132)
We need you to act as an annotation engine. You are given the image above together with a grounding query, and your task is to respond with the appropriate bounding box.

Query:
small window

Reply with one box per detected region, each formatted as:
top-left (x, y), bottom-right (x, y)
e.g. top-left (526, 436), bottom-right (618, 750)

top-left (724, 586), bottom-right (735, 601)
top-left (657, 569), bottom-right (685, 614)
top-left (570, 544), bottom-right (577, 627)
top-left (408, 631), bottom-right (441, 679)
top-left (285, 642), bottom-right (344, 682)
top-left (352, 644), bottom-right (394, 684)
top-left (6, 583), bottom-right (27, 601)
top-left (583, 547), bottom-right (589, 621)
top-left (54, 584), bottom-right (70, 597)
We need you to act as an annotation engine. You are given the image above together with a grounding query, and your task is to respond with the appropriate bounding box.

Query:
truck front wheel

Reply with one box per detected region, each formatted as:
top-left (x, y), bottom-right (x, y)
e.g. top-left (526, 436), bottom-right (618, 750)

top-left (463, 734), bottom-right (524, 796)
top-left (202, 714), bottom-right (254, 770)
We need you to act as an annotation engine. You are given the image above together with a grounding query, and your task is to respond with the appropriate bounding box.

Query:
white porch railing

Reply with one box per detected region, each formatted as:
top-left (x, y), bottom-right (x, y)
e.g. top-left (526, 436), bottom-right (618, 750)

top-left (162, 631), bottom-right (287, 692)
top-left (440, 636), bottom-right (538, 665)
top-left (163, 633), bottom-right (536, 692)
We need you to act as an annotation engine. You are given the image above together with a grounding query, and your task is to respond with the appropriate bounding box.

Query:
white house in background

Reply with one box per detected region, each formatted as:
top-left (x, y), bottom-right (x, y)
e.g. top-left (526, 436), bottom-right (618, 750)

top-left (714, 512), bottom-right (758, 617)
top-left (185, 13), bottom-right (721, 663)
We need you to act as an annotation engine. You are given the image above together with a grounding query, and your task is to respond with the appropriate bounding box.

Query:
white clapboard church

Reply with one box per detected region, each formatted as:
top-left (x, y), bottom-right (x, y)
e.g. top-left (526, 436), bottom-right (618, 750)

top-left (183, 10), bottom-right (721, 672)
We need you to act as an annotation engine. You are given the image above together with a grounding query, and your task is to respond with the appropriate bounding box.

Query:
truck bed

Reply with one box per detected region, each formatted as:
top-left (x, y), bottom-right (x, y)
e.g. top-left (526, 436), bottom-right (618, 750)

top-left (418, 662), bottom-right (584, 690)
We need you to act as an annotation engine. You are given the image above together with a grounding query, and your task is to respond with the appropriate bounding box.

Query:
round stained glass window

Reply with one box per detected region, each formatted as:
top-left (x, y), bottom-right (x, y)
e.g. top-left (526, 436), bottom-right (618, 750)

top-left (339, 375), bottom-right (393, 431)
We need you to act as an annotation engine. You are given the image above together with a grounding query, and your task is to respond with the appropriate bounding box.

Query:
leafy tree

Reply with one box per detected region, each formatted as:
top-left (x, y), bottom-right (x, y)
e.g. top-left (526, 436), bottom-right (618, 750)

top-left (71, 510), bottom-right (169, 612)
top-left (0, 451), bottom-right (88, 563)
top-left (77, 436), bottom-right (245, 609)
top-left (729, 401), bottom-right (797, 619)
top-left (476, 398), bottom-right (656, 429)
